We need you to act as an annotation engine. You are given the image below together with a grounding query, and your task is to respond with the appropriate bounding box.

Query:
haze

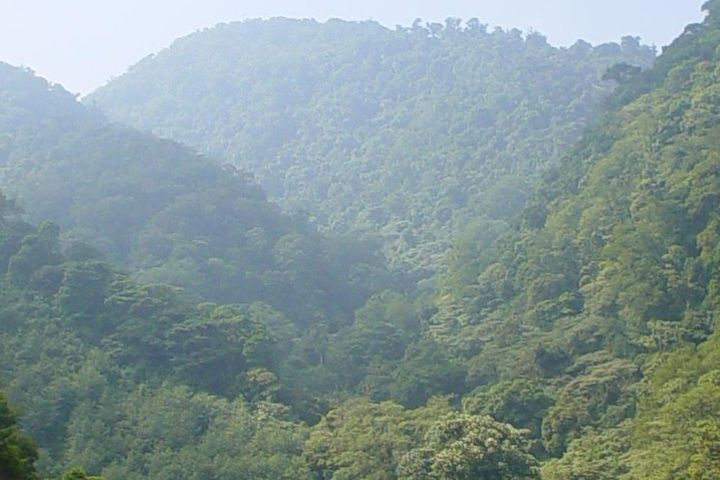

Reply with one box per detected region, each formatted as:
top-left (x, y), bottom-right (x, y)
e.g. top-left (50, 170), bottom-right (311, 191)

top-left (0, 0), bottom-right (707, 94)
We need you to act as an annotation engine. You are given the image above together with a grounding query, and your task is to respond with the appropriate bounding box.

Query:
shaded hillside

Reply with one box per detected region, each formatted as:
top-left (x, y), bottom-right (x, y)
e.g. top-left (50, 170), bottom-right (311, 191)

top-left (0, 60), bottom-right (465, 432)
top-left (88, 19), bottom-right (655, 274)
top-left (0, 62), bottom-right (391, 328)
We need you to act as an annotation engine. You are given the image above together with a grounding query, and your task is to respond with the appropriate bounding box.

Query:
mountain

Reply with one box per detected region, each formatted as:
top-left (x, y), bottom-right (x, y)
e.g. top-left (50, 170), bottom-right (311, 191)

top-left (0, 62), bottom-right (391, 329)
top-left (3, 3), bottom-right (720, 479)
top-left (0, 197), bottom-right (312, 478)
top-left (0, 196), bottom-right (538, 479)
top-left (87, 18), bottom-right (655, 274)
top-left (430, 2), bottom-right (720, 477)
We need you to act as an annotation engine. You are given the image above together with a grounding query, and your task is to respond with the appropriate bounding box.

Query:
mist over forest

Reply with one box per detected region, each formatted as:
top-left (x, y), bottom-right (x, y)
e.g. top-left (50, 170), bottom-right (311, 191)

top-left (2, 2), bottom-right (720, 479)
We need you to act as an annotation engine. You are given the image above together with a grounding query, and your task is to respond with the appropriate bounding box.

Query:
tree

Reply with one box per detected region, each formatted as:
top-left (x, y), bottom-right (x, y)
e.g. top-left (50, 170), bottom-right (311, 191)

top-left (398, 414), bottom-right (540, 480)
top-left (167, 305), bottom-right (275, 396)
top-left (390, 341), bottom-right (466, 408)
top-left (704, 0), bottom-right (720, 19)
top-left (7, 221), bottom-right (62, 285)
top-left (61, 467), bottom-right (104, 480)
top-left (304, 398), bottom-right (454, 480)
top-left (463, 379), bottom-right (553, 438)
top-left (0, 392), bottom-right (39, 480)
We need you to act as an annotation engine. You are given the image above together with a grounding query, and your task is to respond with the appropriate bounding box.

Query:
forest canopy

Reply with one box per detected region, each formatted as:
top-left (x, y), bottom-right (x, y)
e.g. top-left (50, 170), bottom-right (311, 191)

top-left (89, 19), bottom-right (655, 275)
top-left (2, 3), bottom-right (720, 479)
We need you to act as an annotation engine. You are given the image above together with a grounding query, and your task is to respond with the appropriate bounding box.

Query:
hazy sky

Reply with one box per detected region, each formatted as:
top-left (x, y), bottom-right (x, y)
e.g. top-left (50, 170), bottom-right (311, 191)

top-left (0, 0), bottom-right (707, 94)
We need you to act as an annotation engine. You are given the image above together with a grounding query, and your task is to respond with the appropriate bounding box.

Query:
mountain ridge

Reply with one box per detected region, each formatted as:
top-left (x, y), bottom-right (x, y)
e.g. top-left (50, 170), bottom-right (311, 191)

top-left (88, 18), bottom-right (656, 274)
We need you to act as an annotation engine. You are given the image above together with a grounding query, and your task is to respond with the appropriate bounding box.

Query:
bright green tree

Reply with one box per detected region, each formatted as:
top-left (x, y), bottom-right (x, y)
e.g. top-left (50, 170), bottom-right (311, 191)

top-left (398, 414), bottom-right (540, 480)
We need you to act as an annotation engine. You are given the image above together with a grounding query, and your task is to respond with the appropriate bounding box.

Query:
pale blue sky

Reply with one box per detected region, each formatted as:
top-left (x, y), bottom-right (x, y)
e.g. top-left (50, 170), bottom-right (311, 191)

top-left (0, 0), bottom-right (706, 94)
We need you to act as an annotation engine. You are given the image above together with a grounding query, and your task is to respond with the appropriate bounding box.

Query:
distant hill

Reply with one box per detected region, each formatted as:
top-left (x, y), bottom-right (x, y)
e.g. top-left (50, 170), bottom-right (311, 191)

top-left (0, 62), bottom-right (390, 327)
top-left (88, 18), bottom-right (655, 274)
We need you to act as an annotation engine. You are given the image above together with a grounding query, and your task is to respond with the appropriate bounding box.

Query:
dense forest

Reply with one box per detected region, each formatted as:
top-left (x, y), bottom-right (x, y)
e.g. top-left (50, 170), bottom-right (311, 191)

top-left (0, 64), bottom-right (407, 411)
top-left (2, 1), bottom-right (720, 479)
top-left (0, 62), bottom-right (392, 316)
top-left (88, 19), bottom-right (654, 275)
top-left (434, 3), bottom-right (720, 476)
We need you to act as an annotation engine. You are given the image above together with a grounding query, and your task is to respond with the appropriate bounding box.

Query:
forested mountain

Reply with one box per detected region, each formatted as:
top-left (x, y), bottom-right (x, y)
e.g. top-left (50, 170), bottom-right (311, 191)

top-left (0, 62), bottom-right (392, 329)
top-left (430, 1), bottom-right (720, 476)
top-left (3, 2), bottom-right (720, 479)
top-left (0, 201), bottom-right (309, 477)
top-left (0, 195), bottom-right (539, 479)
top-left (88, 19), bottom-right (655, 274)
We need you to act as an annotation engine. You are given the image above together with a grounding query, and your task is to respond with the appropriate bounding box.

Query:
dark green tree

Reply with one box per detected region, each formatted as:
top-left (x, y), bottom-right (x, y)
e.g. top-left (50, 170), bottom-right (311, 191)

top-left (0, 392), bottom-right (38, 480)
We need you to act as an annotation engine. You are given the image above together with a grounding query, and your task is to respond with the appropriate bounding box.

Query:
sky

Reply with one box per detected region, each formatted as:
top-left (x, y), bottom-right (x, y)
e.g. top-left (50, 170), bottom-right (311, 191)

top-left (0, 0), bottom-right (707, 95)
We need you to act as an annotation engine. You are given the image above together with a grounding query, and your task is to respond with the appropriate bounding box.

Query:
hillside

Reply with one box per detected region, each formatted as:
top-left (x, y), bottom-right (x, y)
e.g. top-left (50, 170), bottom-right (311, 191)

top-left (0, 62), bottom-right (392, 329)
top-left (430, 2), bottom-right (720, 476)
top-left (88, 19), bottom-right (655, 274)
top-left (2, 3), bottom-right (720, 479)
top-left (0, 197), bottom-right (542, 479)
top-left (0, 198), bottom-right (310, 477)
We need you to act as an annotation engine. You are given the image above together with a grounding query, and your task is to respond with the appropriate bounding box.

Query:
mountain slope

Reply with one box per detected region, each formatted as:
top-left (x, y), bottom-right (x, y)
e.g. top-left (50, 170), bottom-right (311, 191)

top-left (0, 62), bottom-right (390, 328)
top-left (4, 6), bottom-right (720, 479)
top-left (0, 199), bottom-right (538, 479)
top-left (88, 19), bottom-right (655, 273)
top-left (431, 2), bottom-right (720, 475)
top-left (0, 196), bottom-right (314, 478)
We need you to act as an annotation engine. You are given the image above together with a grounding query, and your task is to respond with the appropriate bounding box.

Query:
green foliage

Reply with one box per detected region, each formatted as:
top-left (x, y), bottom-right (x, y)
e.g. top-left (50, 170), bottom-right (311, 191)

top-left (166, 305), bottom-right (274, 396)
top-left (88, 19), bottom-right (654, 274)
top-left (427, 2), bottom-right (720, 464)
top-left (61, 467), bottom-right (104, 480)
top-left (0, 62), bottom-right (404, 417)
top-left (2, 4), bottom-right (720, 479)
top-left (540, 357), bottom-right (638, 456)
top-left (397, 414), bottom-right (540, 479)
top-left (463, 378), bottom-right (553, 438)
top-left (541, 423), bottom-right (632, 480)
top-left (7, 221), bottom-right (62, 286)
top-left (389, 340), bottom-right (466, 408)
top-left (0, 392), bottom-right (39, 480)
top-left (56, 261), bottom-right (112, 327)
top-left (405, 2), bottom-right (720, 473)
top-left (0, 205), bottom-right (311, 478)
top-left (602, 62), bottom-right (642, 84)
top-left (303, 397), bottom-right (453, 479)
top-left (0, 61), bottom-right (392, 331)
top-left (625, 335), bottom-right (720, 479)
top-left (62, 386), bottom-right (310, 480)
